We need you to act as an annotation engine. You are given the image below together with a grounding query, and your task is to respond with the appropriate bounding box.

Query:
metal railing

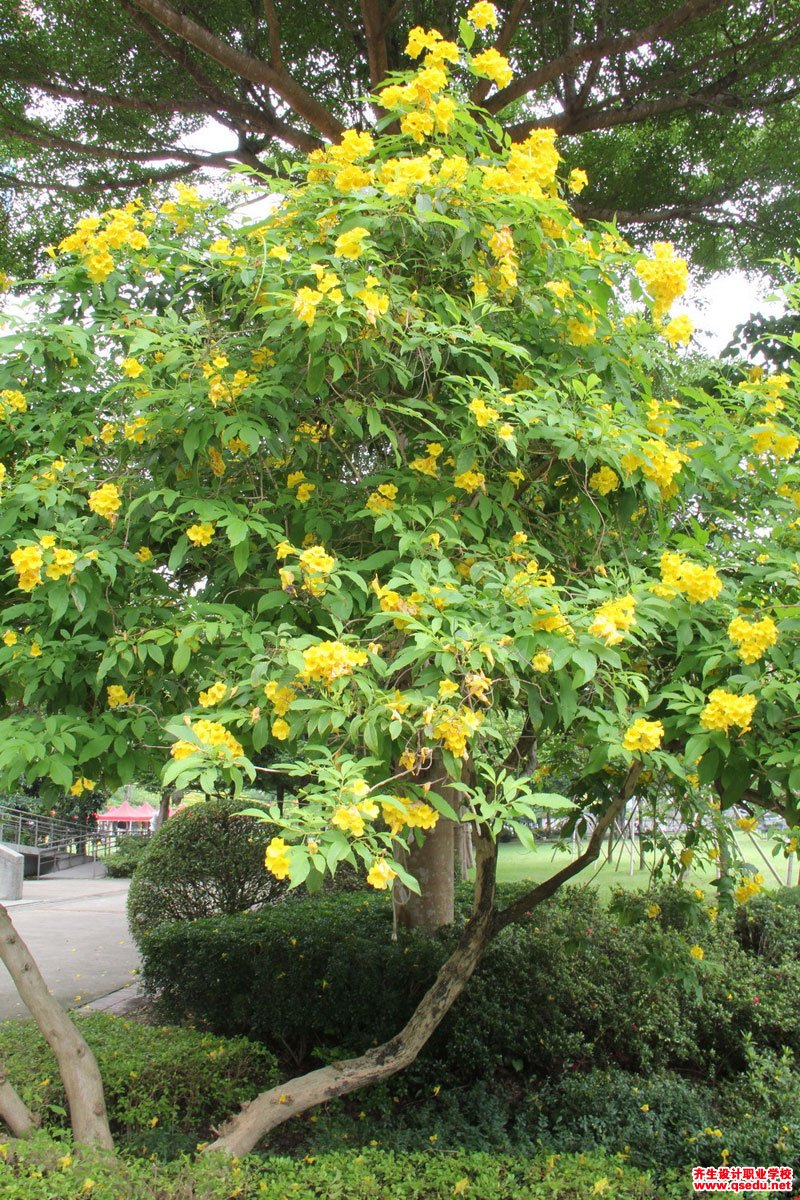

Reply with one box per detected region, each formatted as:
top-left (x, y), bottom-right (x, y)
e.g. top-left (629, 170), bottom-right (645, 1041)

top-left (0, 802), bottom-right (120, 877)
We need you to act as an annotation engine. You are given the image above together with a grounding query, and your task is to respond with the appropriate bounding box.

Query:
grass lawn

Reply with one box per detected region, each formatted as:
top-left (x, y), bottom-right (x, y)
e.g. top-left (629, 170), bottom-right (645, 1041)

top-left (493, 830), bottom-right (792, 901)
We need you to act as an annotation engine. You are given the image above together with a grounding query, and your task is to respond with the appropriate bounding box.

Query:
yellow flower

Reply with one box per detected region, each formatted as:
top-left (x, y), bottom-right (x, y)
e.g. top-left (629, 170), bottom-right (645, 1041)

top-left (121, 357), bottom-right (144, 378)
top-left (87, 482), bottom-right (121, 521)
top-left (2, 631), bottom-right (18, 647)
top-left (198, 681), bottom-right (227, 707)
top-left (366, 859), bottom-right (397, 889)
top-left (271, 717), bottom-right (290, 741)
top-left (107, 685), bottom-right (133, 708)
top-left (136, 546), bottom-right (153, 562)
top-left (532, 652), bottom-right (551, 673)
top-left (700, 689), bottom-right (757, 735)
top-left (727, 615), bottom-right (777, 664)
top-left (589, 466), bottom-right (620, 496)
top-left (689, 944), bottom-right (704, 961)
top-left (467, 1), bottom-right (498, 29)
top-left (438, 679), bottom-right (460, 699)
top-left (187, 522), bottom-right (215, 546)
top-left (29, 642), bottom-right (42, 657)
top-left (679, 848), bottom-right (694, 868)
top-left (265, 837), bottom-right (291, 880)
top-left (622, 718), bottom-right (663, 753)
top-left (567, 168), bottom-right (588, 194)
top-left (470, 48), bottom-right (513, 88)
top-left (334, 226), bottom-right (370, 259)
top-left (299, 640), bottom-right (368, 685)
top-left (292, 286), bottom-right (323, 326)
top-left (646, 903), bottom-right (661, 919)
top-left (736, 816), bottom-right (758, 833)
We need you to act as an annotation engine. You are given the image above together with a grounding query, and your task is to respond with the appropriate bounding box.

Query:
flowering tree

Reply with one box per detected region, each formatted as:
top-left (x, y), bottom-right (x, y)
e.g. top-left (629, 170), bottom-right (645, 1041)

top-left (0, 5), bottom-right (799, 1155)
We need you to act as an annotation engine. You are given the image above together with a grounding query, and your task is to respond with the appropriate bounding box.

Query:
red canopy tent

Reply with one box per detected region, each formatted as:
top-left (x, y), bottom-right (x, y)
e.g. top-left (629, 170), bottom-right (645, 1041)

top-left (97, 801), bottom-right (157, 828)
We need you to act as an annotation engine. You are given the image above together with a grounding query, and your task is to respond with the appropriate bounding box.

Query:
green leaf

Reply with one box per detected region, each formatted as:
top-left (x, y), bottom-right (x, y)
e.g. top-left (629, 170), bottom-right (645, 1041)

top-left (172, 643), bottom-right (191, 674)
top-left (527, 792), bottom-right (575, 810)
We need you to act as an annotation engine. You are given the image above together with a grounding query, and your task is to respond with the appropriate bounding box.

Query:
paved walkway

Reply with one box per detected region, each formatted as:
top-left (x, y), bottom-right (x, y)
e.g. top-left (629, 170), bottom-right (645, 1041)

top-left (0, 875), bottom-right (140, 1021)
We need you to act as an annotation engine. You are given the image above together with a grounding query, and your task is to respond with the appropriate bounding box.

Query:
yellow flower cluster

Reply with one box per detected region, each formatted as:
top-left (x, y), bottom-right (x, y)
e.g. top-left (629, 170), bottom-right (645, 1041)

top-left (45, 546), bottom-right (77, 581)
top-left (201, 359), bottom-right (257, 409)
top-left (187, 522), bottom-right (215, 546)
top-left (588, 594), bottom-right (636, 646)
top-left (471, 47), bottom-right (513, 88)
top-left (69, 777), bottom-right (96, 797)
top-left (381, 797), bottom-right (440, 837)
top-left (727, 615), bottom-right (778, 664)
top-left (662, 314), bottom-right (694, 347)
top-left (334, 226), bottom-right (370, 260)
top-left (366, 482), bottom-right (398, 513)
top-left (264, 680), bottom-right (296, 715)
top-left (589, 466), bottom-right (620, 496)
top-left (331, 797), bottom-right (380, 838)
top-left (299, 641), bottom-right (368, 685)
top-left (355, 275), bottom-right (390, 324)
top-left (88, 483), bottom-right (121, 522)
top-left (657, 551), bottom-right (722, 603)
top-left (410, 442), bottom-right (444, 477)
top-left (265, 837), bottom-right (291, 880)
top-left (366, 859), bottom-right (397, 889)
top-left (734, 873), bottom-right (764, 904)
top-left (198, 681), bottom-right (227, 707)
top-left (0, 388), bottom-right (27, 421)
top-left (431, 706), bottom-right (484, 757)
top-left (699, 689), bottom-right (757, 734)
top-left (106, 685), bottom-right (133, 708)
top-left (635, 242), bottom-right (688, 319)
top-left (10, 543), bottom-right (44, 591)
top-left (170, 719), bottom-right (244, 760)
top-left (622, 438), bottom-right (689, 497)
top-left (750, 422), bottom-right (799, 461)
top-left (454, 466), bottom-right (486, 492)
top-left (469, 396), bottom-right (500, 427)
top-left (487, 225), bottom-right (518, 292)
top-left (532, 651), bottom-right (552, 672)
top-left (622, 718), bottom-right (664, 753)
top-left (58, 205), bottom-right (150, 282)
top-left (467, 1), bottom-right (498, 29)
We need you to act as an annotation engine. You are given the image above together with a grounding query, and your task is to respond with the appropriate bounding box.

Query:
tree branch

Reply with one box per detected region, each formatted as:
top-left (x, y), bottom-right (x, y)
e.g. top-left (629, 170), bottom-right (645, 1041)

top-left (360, 0), bottom-right (389, 90)
top-left (262, 0), bottom-right (282, 69)
top-left (0, 904), bottom-right (113, 1149)
top-left (484, 0), bottom-right (732, 113)
top-left (0, 1057), bottom-right (37, 1138)
top-left (493, 762), bottom-right (644, 932)
top-left (126, 0), bottom-right (344, 139)
top-left (204, 832), bottom-right (499, 1156)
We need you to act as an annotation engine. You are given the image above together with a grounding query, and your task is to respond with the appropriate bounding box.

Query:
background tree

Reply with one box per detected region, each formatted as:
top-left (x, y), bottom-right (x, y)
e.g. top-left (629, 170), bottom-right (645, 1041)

top-left (0, 8), bottom-right (798, 1154)
top-left (2, 0), bottom-right (800, 276)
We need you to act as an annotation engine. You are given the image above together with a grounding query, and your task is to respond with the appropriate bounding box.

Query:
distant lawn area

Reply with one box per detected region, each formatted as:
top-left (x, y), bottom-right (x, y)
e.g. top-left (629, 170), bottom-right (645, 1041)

top-left (493, 830), bottom-right (793, 901)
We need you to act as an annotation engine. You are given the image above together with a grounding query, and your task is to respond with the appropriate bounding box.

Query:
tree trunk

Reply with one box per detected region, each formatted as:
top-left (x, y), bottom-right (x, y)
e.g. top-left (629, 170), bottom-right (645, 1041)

top-left (206, 829), bottom-right (498, 1157)
top-left (0, 904), bottom-right (113, 1150)
top-left (0, 1058), bottom-right (37, 1137)
top-left (395, 818), bottom-right (455, 931)
top-left (393, 753), bottom-right (460, 931)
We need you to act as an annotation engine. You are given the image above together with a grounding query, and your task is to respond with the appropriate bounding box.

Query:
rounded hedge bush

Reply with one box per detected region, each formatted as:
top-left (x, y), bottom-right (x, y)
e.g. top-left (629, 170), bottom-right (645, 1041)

top-left (127, 797), bottom-right (286, 946)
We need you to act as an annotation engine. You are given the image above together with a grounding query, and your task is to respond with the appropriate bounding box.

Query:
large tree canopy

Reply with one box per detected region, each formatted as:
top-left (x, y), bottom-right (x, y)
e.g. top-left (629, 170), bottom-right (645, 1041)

top-left (1, 0), bottom-right (800, 277)
top-left (1, 11), bottom-right (799, 1153)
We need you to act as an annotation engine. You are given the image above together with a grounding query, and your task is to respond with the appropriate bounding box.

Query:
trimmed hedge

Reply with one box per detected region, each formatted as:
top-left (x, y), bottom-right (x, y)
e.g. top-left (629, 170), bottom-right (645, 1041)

top-left (140, 885), bottom-right (800, 1084)
top-left (127, 797), bottom-right (286, 946)
top-left (0, 1013), bottom-right (277, 1151)
top-left (0, 1139), bottom-right (673, 1199)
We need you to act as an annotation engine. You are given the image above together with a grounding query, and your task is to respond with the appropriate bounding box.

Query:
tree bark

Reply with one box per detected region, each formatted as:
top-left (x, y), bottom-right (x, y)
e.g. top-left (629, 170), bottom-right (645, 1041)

top-left (394, 818), bottom-right (455, 931)
top-left (0, 905), bottom-right (113, 1150)
top-left (205, 828), bottom-right (498, 1156)
top-left (0, 1058), bottom-right (37, 1137)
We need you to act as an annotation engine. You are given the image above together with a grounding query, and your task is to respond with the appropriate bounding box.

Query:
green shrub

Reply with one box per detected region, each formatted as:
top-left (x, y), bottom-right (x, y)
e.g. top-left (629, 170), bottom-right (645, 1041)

top-left (0, 1138), bottom-right (665, 1199)
top-left (733, 887), bottom-right (800, 965)
top-left (104, 835), bottom-right (151, 879)
top-left (0, 1013), bottom-right (277, 1150)
top-left (140, 883), bottom-right (800, 1090)
top-left (127, 797), bottom-right (287, 947)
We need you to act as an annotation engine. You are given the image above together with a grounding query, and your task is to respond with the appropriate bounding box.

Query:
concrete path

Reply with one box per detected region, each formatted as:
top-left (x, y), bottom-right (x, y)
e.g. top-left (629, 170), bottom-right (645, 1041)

top-left (0, 876), bottom-right (140, 1021)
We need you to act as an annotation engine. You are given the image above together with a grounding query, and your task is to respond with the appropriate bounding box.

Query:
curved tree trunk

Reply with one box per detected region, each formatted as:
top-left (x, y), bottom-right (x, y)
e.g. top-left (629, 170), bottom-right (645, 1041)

top-left (0, 1058), bottom-right (37, 1137)
top-left (0, 904), bottom-right (113, 1150)
top-left (205, 828), bottom-right (498, 1156)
